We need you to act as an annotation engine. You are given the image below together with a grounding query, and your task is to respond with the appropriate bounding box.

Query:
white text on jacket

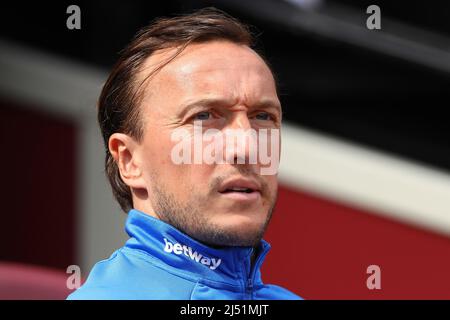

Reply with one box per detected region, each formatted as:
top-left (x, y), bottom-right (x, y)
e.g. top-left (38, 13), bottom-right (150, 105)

top-left (163, 238), bottom-right (222, 270)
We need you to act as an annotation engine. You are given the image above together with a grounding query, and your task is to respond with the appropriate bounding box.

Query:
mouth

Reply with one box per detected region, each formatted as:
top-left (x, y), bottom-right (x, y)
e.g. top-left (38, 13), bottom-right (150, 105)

top-left (218, 178), bottom-right (261, 202)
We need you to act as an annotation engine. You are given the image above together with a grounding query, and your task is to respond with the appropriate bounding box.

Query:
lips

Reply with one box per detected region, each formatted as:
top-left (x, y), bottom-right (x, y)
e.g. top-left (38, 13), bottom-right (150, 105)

top-left (218, 178), bottom-right (260, 193)
top-left (218, 178), bottom-right (261, 201)
top-left (221, 187), bottom-right (254, 193)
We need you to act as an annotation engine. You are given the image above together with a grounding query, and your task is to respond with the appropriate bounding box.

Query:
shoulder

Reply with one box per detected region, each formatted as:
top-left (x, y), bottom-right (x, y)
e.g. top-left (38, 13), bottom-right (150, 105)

top-left (67, 248), bottom-right (196, 300)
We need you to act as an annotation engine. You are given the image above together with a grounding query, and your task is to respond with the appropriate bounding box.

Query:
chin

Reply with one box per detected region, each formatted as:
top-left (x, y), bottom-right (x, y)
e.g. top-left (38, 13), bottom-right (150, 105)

top-left (214, 213), bottom-right (266, 237)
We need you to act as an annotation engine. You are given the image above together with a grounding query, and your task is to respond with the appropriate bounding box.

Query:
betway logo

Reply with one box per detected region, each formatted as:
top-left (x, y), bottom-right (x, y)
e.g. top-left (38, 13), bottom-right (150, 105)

top-left (163, 238), bottom-right (222, 270)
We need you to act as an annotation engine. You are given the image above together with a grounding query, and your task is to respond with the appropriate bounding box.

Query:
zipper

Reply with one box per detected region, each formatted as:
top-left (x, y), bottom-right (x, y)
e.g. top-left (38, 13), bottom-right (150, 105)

top-left (246, 277), bottom-right (254, 299)
top-left (245, 244), bottom-right (269, 300)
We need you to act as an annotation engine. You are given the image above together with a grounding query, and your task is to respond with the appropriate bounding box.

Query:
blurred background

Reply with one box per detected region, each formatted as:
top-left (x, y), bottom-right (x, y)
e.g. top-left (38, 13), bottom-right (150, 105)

top-left (1, 0), bottom-right (450, 299)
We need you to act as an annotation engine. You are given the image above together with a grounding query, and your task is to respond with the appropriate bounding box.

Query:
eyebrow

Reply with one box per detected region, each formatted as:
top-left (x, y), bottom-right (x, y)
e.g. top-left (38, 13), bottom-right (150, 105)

top-left (179, 97), bottom-right (282, 115)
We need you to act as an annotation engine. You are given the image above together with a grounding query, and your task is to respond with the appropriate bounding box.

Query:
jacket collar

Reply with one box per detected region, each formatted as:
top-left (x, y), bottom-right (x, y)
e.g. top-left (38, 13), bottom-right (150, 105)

top-left (124, 209), bottom-right (271, 286)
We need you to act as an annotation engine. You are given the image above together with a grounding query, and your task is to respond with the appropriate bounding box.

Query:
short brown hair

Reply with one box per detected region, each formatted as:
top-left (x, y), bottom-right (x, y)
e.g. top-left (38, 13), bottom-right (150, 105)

top-left (98, 7), bottom-right (264, 212)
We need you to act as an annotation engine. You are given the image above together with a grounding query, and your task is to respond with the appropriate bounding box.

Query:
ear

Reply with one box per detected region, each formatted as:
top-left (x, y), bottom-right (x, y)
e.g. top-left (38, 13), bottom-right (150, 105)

top-left (108, 133), bottom-right (146, 190)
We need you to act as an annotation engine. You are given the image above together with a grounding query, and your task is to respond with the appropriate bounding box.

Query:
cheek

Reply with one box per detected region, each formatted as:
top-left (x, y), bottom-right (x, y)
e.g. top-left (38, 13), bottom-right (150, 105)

top-left (264, 175), bottom-right (278, 197)
top-left (140, 133), bottom-right (214, 195)
top-left (143, 136), bottom-right (171, 167)
top-left (140, 133), bottom-right (183, 185)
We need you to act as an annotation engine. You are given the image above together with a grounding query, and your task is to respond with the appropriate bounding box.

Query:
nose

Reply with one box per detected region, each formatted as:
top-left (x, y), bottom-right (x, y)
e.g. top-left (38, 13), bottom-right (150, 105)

top-left (228, 111), bottom-right (252, 131)
top-left (223, 112), bottom-right (257, 165)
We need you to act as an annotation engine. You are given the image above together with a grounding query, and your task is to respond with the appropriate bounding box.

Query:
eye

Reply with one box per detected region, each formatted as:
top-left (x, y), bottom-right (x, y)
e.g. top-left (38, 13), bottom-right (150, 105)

top-left (193, 111), bottom-right (211, 121)
top-left (254, 112), bottom-right (273, 121)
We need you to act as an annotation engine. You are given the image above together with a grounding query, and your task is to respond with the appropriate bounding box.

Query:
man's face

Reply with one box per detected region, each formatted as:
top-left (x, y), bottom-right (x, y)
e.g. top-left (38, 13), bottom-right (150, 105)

top-left (133, 40), bottom-right (281, 247)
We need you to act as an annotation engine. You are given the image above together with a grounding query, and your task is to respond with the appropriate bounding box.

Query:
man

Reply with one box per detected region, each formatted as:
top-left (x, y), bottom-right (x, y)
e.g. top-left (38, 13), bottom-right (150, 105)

top-left (68, 7), bottom-right (301, 300)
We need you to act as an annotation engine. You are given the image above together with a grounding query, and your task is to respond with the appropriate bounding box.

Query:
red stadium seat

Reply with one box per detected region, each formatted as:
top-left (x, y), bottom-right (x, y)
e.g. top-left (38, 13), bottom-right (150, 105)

top-left (0, 262), bottom-right (73, 300)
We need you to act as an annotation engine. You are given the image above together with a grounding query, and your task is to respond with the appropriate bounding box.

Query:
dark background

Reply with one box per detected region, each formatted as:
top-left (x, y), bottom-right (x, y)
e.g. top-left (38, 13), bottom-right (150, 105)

top-left (1, 0), bottom-right (449, 171)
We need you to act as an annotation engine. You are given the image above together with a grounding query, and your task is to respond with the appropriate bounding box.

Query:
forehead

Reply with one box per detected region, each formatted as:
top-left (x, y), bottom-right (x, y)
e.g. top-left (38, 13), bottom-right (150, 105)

top-left (139, 41), bottom-right (278, 107)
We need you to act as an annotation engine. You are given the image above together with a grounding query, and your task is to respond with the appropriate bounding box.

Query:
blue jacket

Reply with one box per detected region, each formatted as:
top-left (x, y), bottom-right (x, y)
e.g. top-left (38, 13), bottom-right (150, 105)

top-left (68, 209), bottom-right (301, 300)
